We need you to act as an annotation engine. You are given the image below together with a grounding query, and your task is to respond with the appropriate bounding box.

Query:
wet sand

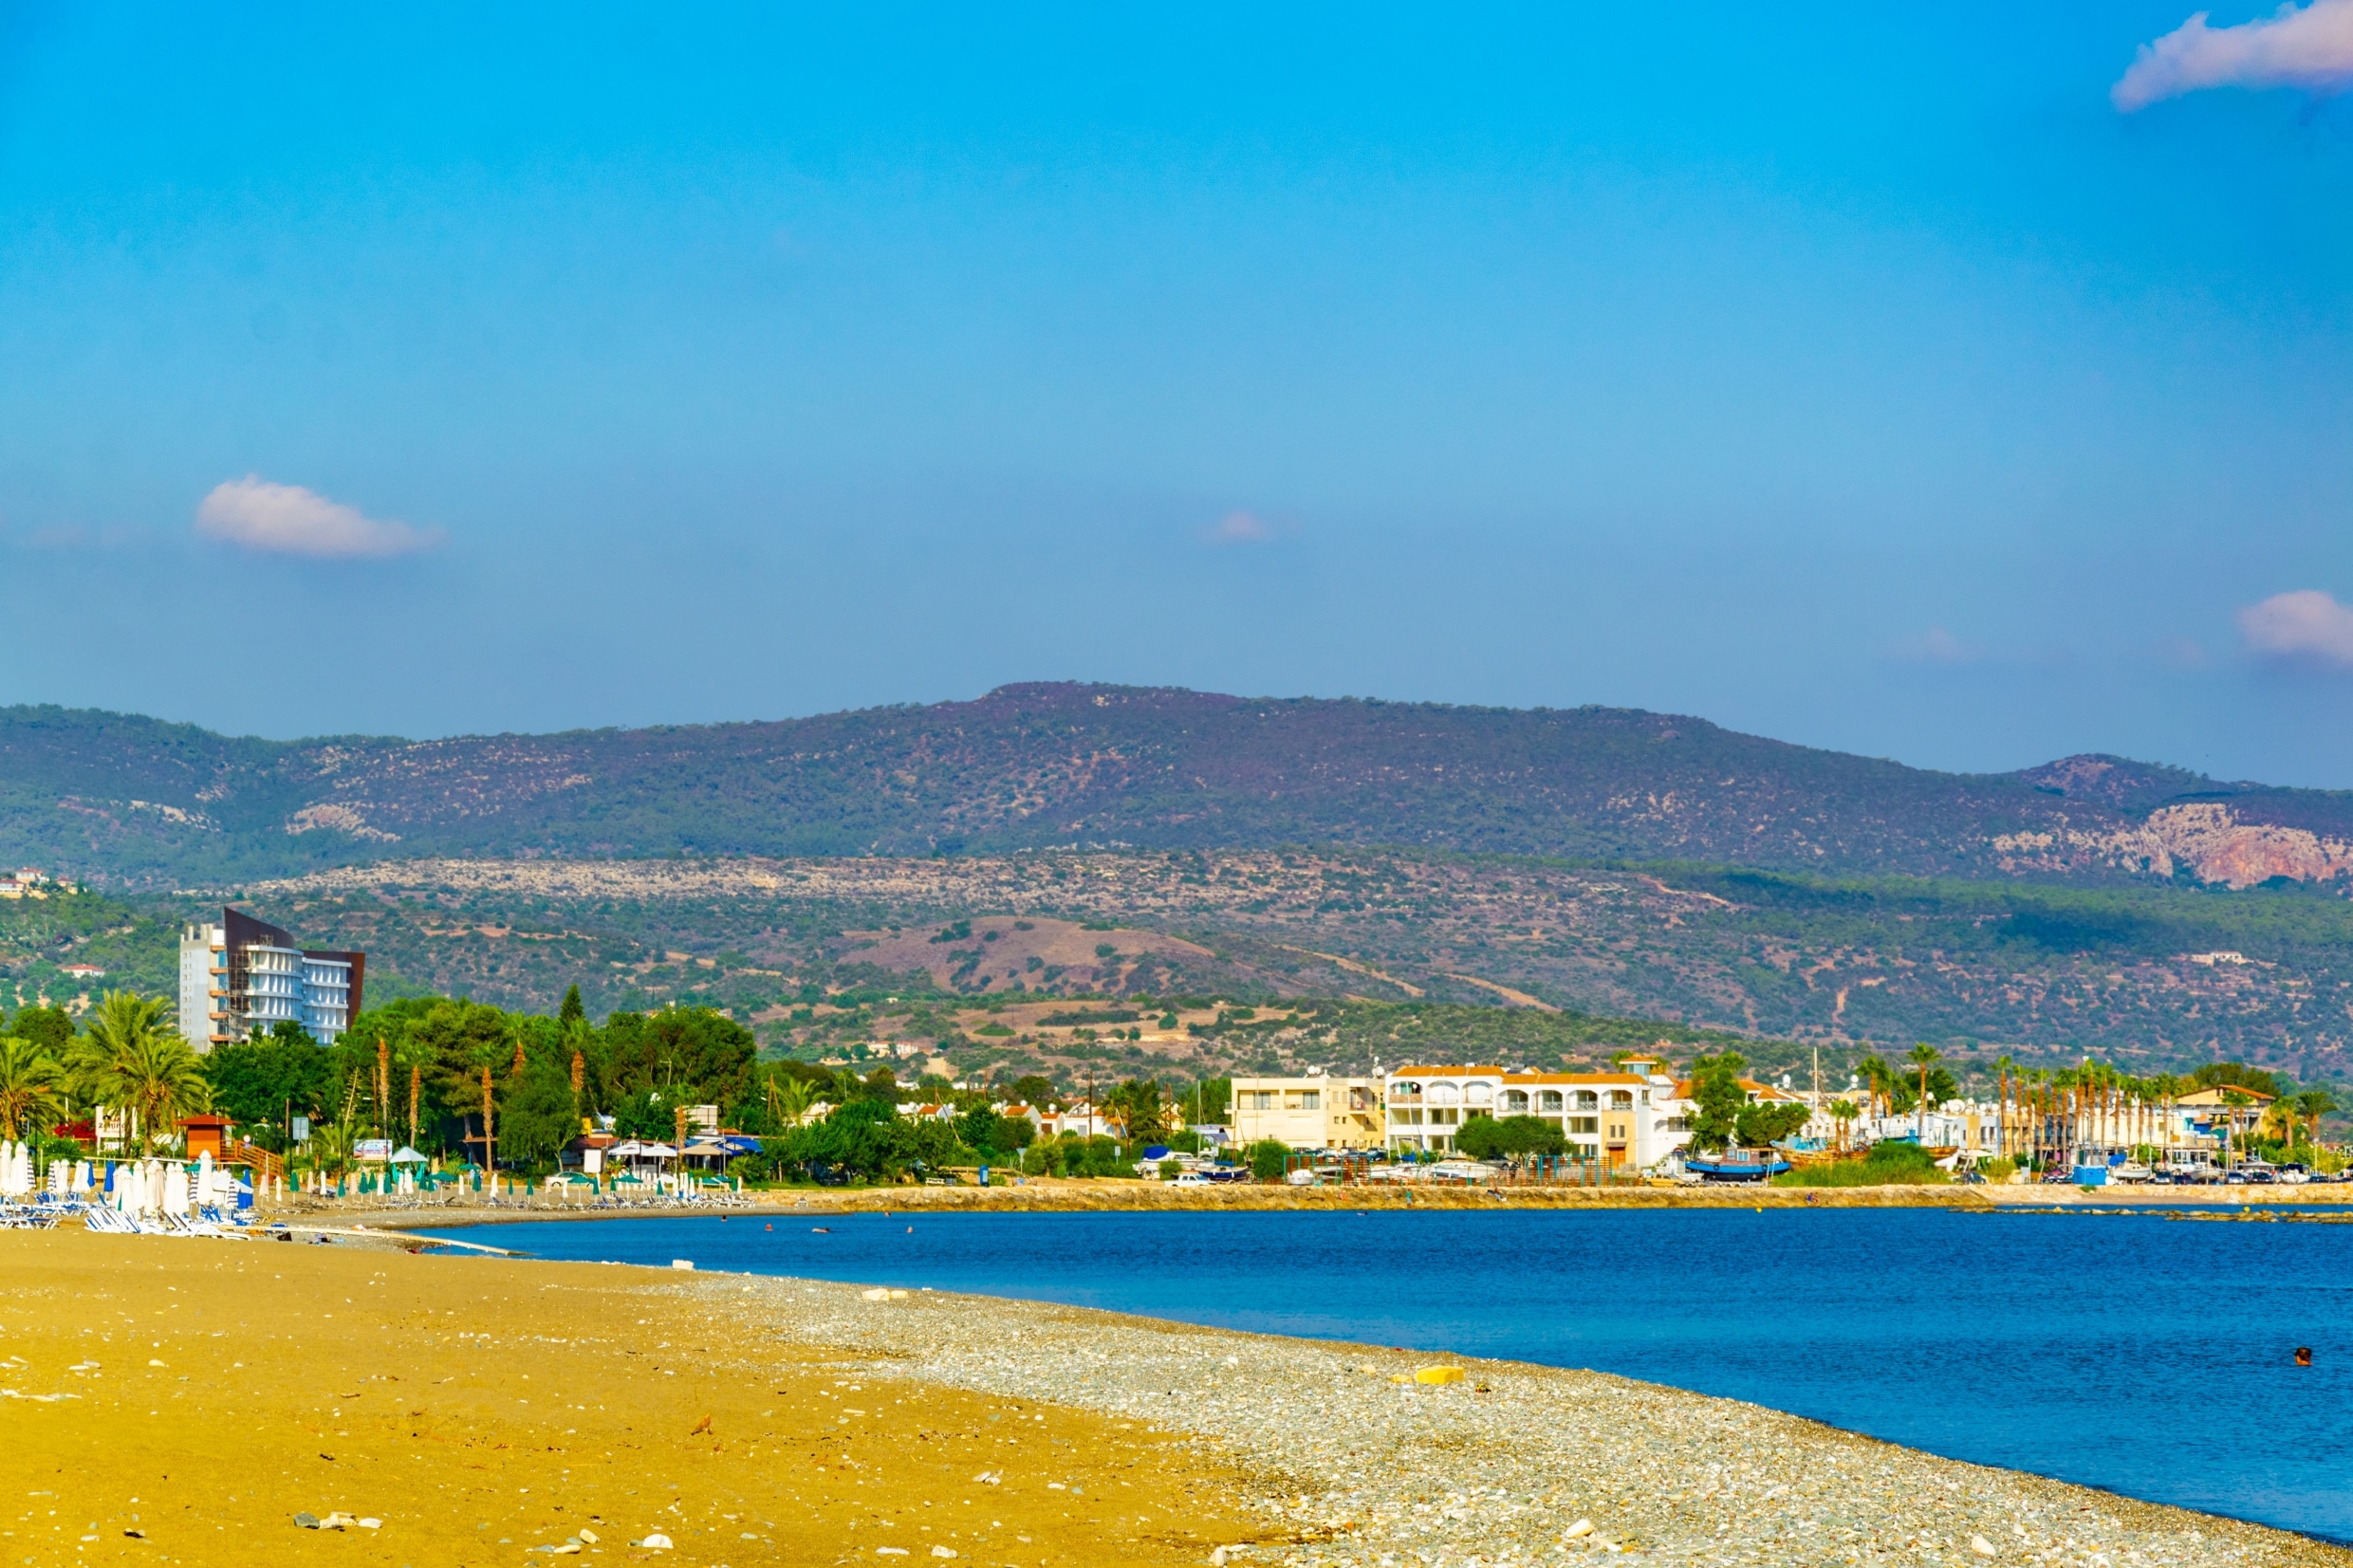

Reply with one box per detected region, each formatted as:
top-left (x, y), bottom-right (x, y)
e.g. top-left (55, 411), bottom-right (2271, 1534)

top-left (0, 1232), bottom-right (1264, 1568)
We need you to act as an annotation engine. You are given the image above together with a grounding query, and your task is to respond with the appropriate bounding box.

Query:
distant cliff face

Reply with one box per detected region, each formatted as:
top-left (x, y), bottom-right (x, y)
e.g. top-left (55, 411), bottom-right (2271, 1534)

top-left (1994, 802), bottom-right (2353, 889)
top-left (0, 686), bottom-right (2348, 889)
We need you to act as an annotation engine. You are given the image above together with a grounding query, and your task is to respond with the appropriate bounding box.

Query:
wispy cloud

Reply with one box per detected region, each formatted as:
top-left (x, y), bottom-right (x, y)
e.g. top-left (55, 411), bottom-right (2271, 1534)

top-left (195, 475), bottom-right (443, 559)
top-left (2113, 0), bottom-right (2353, 111)
top-left (1204, 509), bottom-right (1276, 544)
top-left (1889, 626), bottom-right (1981, 665)
top-left (2237, 588), bottom-right (2353, 665)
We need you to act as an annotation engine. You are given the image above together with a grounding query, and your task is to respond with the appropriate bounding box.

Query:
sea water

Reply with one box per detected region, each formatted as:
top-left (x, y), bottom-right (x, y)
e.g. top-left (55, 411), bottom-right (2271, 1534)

top-left (417, 1206), bottom-right (2353, 1540)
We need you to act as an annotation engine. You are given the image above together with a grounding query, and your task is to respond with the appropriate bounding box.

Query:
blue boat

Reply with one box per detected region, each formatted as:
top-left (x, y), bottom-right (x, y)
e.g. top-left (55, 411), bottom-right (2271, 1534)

top-left (1683, 1149), bottom-right (1792, 1183)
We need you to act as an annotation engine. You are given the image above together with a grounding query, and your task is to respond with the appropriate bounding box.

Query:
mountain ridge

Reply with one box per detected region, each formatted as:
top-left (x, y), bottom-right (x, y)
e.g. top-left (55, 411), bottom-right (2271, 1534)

top-left (2, 683), bottom-right (2348, 890)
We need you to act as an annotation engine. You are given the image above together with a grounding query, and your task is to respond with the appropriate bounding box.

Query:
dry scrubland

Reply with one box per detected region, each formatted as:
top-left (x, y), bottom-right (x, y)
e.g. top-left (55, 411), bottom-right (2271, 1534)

top-left (3, 1220), bottom-right (2346, 1567)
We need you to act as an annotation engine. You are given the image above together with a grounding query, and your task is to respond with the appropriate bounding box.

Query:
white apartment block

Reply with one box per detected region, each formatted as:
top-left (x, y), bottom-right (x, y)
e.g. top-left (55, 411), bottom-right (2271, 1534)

top-left (1385, 1058), bottom-right (1694, 1168)
top-left (1230, 1075), bottom-right (1384, 1151)
top-left (178, 906), bottom-right (364, 1051)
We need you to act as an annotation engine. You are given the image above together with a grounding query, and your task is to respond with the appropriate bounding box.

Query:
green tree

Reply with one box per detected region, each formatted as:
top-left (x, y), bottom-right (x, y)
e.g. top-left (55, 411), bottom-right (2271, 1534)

top-left (8, 1005), bottom-right (75, 1053)
top-left (558, 985), bottom-right (587, 1029)
top-left (1907, 1043), bottom-right (1943, 1137)
top-left (2297, 1089), bottom-right (2337, 1154)
top-left (0, 1036), bottom-right (63, 1142)
top-left (1855, 1053), bottom-right (1893, 1122)
top-left (69, 991), bottom-right (208, 1152)
top-left (1455, 1114), bottom-right (1568, 1160)
top-left (1685, 1052), bottom-right (1751, 1152)
top-left (2192, 1062), bottom-right (2282, 1098)
top-left (1735, 1100), bottom-right (1812, 1148)
top-left (954, 1104), bottom-right (1010, 1156)
top-left (601, 1007), bottom-right (757, 1108)
top-left (497, 1061), bottom-right (581, 1175)
top-left (1248, 1138), bottom-right (1290, 1181)
top-left (202, 1022), bottom-right (335, 1146)
top-left (1005, 1074), bottom-right (1058, 1108)
top-left (1106, 1078), bottom-right (1170, 1142)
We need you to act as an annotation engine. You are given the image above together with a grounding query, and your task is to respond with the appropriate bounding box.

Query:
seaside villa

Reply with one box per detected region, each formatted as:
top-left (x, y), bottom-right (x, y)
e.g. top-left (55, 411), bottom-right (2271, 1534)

top-left (1384, 1060), bottom-right (1693, 1168)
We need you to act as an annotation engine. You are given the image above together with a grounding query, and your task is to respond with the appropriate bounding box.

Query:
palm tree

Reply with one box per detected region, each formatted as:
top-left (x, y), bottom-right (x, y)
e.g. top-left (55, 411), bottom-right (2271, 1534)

top-left (1856, 1054), bottom-right (1892, 1128)
top-left (1992, 1055), bottom-right (2016, 1159)
top-left (0, 1036), bottom-right (63, 1143)
top-left (766, 1072), bottom-right (818, 1131)
top-left (1908, 1043), bottom-right (1942, 1140)
top-left (1828, 1098), bottom-right (1860, 1153)
top-left (70, 991), bottom-right (209, 1153)
top-left (2298, 1090), bottom-right (2336, 1164)
top-left (2219, 1089), bottom-right (2253, 1168)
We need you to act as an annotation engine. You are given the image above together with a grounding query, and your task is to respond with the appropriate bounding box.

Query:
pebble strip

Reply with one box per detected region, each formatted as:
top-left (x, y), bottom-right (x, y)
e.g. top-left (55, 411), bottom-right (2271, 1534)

top-left (672, 1274), bottom-right (2348, 1568)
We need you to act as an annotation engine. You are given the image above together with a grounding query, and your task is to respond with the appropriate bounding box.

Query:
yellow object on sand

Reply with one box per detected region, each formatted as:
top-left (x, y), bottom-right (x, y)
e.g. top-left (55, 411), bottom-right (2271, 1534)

top-left (1415, 1366), bottom-right (1466, 1385)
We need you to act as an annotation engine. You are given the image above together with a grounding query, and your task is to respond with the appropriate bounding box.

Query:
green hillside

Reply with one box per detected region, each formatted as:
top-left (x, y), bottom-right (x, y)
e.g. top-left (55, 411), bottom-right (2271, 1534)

top-left (4, 685), bottom-right (2348, 890)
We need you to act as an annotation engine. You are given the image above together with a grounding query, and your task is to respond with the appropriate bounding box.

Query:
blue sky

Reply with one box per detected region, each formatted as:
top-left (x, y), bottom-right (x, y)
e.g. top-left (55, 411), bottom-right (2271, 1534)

top-left (5, 4), bottom-right (2353, 784)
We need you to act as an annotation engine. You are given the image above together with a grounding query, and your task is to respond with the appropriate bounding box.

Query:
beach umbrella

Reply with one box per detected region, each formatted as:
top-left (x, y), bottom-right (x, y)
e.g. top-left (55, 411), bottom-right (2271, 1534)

top-left (164, 1162), bottom-right (190, 1217)
top-left (638, 1142), bottom-right (677, 1157)
top-left (390, 1146), bottom-right (428, 1164)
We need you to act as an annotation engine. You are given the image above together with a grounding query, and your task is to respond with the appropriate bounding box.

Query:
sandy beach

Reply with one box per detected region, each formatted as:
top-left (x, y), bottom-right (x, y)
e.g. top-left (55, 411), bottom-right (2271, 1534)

top-left (2, 1224), bottom-right (2347, 1567)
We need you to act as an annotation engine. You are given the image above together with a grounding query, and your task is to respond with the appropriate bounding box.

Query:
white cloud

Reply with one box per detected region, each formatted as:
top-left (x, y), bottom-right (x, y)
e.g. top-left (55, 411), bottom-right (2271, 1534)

top-left (2237, 588), bottom-right (2353, 665)
top-left (1205, 509), bottom-right (1275, 544)
top-left (2113, 0), bottom-right (2353, 111)
top-left (195, 475), bottom-right (442, 559)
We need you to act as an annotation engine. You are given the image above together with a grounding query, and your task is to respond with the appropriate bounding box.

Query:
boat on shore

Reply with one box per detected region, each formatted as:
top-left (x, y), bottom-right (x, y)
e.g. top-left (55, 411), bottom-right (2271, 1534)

top-left (1681, 1148), bottom-right (1792, 1183)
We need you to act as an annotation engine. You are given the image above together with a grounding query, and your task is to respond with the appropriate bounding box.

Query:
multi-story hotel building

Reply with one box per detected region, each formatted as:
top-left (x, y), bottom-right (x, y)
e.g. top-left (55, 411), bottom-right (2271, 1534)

top-left (177, 907), bottom-right (364, 1051)
top-left (1384, 1058), bottom-right (1694, 1168)
top-left (1230, 1075), bottom-right (1385, 1151)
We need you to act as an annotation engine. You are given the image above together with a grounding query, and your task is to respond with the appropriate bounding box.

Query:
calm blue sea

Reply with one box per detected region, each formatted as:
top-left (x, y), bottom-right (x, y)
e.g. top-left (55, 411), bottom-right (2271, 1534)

top-left (416, 1206), bottom-right (2353, 1540)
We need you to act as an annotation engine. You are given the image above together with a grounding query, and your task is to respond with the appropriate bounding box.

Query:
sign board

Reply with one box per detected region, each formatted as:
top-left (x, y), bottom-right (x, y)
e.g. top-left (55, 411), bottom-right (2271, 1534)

top-left (584, 1148), bottom-right (602, 1174)
top-left (355, 1138), bottom-right (394, 1162)
top-left (291, 1116), bottom-right (310, 1142)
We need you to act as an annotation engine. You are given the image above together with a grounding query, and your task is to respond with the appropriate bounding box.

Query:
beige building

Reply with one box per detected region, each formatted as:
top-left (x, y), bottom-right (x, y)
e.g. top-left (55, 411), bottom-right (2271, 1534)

top-left (1230, 1076), bottom-right (1384, 1150)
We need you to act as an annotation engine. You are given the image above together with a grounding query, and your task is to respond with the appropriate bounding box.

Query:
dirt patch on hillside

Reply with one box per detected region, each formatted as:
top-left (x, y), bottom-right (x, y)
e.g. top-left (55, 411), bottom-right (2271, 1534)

top-left (840, 916), bottom-right (1215, 996)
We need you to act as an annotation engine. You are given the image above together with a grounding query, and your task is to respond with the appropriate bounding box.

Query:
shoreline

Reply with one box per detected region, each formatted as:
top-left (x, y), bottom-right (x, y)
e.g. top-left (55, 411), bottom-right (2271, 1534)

top-left (0, 1230), bottom-right (2342, 1565)
top-left (279, 1174), bottom-right (2353, 1237)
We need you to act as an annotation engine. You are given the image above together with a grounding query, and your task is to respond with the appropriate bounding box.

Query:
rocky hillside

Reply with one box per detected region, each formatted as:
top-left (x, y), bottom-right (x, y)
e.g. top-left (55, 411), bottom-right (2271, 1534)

top-left (4, 685), bottom-right (2351, 890)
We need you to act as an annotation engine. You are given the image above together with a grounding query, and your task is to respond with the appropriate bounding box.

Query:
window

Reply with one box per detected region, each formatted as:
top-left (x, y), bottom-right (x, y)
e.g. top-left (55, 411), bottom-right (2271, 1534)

top-left (1427, 1082), bottom-right (1461, 1106)
top-left (1609, 1091), bottom-right (1634, 1111)
top-left (1568, 1116), bottom-right (1599, 1134)
top-left (1241, 1091), bottom-right (1276, 1110)
top-left (1539, 1091), bottom-right (1563, 1112)
top-left (1574, 1091), bottom-right (1599, 1111)
top-left (1500, 1090), bottom-right (1529, 1113)
top-left (1429, 1108), bottom-right (1459, 1126)
top-left (1389, 1109), bottom-right (1422, 1126)
top-left (1466, 1082), bottom-right (1494, 1106)
top-left (1287, 1091), bottom-right (1321, 1111)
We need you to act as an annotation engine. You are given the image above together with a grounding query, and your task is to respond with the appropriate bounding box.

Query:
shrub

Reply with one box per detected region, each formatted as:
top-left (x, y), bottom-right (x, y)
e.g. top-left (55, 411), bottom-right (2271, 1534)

top-left (1772, 1140), bottom-right (1948, 1188)
top-left (1248, 1139), bottom-right (1289, 1182)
